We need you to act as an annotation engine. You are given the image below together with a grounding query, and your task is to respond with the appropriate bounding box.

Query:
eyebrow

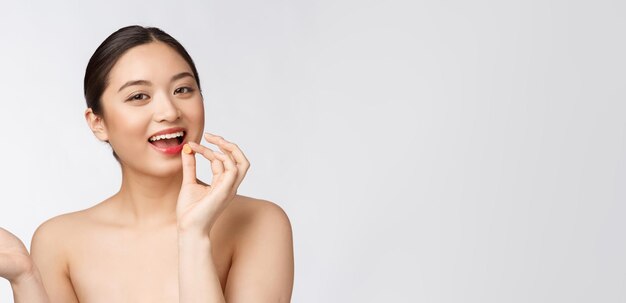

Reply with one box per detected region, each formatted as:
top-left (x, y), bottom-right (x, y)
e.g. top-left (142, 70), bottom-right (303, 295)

top-left (117, 72), bottom-right (196, 92)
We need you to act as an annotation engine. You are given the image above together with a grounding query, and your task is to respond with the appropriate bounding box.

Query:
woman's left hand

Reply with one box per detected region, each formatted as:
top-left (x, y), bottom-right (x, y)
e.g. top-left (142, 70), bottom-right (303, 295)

top-left (176, 133), bottom-right (250, 236)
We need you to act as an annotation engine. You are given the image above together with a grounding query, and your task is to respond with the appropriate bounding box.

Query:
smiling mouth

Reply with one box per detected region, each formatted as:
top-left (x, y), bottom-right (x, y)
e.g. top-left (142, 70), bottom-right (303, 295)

top-left (148, 131), bottom-right (186, 149)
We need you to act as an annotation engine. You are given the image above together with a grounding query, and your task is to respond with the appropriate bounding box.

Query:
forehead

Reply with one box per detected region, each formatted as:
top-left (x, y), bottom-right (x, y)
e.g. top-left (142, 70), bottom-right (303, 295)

top-left (107, 41), bottom-right (193, 86)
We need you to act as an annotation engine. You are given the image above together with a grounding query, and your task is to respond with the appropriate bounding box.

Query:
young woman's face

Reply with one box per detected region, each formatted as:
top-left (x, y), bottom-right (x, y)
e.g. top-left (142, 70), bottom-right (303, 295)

top-left (98, 41), bottom-right (205, 176)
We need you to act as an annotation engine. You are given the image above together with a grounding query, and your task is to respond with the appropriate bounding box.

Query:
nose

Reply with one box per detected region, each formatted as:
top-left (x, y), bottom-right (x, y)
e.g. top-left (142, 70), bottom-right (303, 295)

top-left (152, 91), bottom-right (181, 123)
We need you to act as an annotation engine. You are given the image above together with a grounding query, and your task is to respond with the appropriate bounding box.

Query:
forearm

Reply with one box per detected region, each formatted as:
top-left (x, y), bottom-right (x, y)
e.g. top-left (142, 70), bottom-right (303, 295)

top-left (178, 230), bottom-right (225, 303)
top-left (10, 267), bottom-right (50, 303)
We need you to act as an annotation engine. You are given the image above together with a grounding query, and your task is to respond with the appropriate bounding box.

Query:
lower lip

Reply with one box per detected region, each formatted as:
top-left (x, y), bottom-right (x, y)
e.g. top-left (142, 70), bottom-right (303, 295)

top-left (149, 140), bottom-right (185, 155)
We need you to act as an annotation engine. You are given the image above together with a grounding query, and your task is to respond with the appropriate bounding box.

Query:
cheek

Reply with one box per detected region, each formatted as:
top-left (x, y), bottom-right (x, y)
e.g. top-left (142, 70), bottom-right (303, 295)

top-left (183, 99), bottom-right (205, 132)
top-left (191, 104), bottom-right (205, 124)
top-left (105, 107), bottom-right (151, 151)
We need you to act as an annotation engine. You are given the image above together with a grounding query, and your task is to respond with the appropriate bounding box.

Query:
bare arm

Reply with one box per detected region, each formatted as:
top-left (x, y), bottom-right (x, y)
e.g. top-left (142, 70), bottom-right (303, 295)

top-left (224, 201), bottom-right (294, 302)
top-left (177, 229), bottom-right (225, 302)
top-left (30, 218), bottom-right (80, 303)
top-left (176, 134), bottom-right (293, 301)
top-left (0, 227), bottom-right (50, 303)
top-left (177, 136), bottom-right (241, 302)
top-left (10, 267), bottom-right (50, 303)
top-left (177, 200), bottom-right (294, 303)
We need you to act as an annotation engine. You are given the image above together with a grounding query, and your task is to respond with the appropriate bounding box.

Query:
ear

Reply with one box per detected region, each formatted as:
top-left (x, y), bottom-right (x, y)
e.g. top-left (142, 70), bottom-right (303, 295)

top-left (85, 108), bottom-right (109, 142)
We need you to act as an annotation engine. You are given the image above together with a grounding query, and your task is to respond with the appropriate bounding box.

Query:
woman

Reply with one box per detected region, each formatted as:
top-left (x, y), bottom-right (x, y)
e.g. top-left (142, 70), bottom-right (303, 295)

top-left (0, 25), bottom-right (294, 302)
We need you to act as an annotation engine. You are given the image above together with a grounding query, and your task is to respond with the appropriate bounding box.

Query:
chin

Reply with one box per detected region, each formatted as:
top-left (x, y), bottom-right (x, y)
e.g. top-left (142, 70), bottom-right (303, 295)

top-left (147, 157), bottom-right (184, 178)
top-left (119, 154), bottom-right (183, 178)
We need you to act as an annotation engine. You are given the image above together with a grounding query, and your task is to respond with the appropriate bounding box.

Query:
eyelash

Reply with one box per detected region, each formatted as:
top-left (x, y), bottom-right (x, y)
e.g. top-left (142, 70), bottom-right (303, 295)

top-left (174, 87), bottom-right (194, 95)
top-left (125, 87), bottom-right (194, 102)
top-left (127, 93), bottom-right (149, 102)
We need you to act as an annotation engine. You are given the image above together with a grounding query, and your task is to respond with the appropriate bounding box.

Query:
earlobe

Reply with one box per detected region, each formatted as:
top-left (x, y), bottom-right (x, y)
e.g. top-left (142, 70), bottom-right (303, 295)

top-left (85, 108), bottom-right (109, 142)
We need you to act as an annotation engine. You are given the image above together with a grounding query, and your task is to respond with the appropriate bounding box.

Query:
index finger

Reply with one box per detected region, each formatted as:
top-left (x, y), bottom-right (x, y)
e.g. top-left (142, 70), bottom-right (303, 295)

top-left (204, 133), bottom-right (250, 169)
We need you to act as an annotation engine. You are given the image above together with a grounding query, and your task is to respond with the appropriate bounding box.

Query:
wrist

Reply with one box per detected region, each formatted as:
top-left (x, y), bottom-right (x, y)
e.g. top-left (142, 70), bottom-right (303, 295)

top-left (177, 227), bottom-right (211, 243)
top-left (177, 230), bottom-right (212, 258)
top-left (8, 258), bottom-right (36, 285)
top-left (9, 266), bottom-right (50, 303)
top-left (9, 265), bottom-right (40, 288)
top-left (177, 221), bottom-right (212, 238)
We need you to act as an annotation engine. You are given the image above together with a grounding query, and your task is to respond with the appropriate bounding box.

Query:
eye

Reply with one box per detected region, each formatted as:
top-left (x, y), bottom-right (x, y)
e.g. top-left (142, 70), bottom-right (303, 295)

top-left (126, 93), bottom-right (149, 102)
top-left (174, 87), bottom-right (194, 95)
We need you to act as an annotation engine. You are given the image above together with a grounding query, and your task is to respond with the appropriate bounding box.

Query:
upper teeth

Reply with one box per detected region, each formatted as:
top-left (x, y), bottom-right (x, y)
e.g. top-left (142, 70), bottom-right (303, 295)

top-left (149, 131), bottom-right (184, 142)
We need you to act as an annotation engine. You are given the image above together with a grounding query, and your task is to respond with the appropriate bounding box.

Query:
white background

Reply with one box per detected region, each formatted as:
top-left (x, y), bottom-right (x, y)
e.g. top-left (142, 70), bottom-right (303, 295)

top-left (1, 0), bottom-right (625, 302)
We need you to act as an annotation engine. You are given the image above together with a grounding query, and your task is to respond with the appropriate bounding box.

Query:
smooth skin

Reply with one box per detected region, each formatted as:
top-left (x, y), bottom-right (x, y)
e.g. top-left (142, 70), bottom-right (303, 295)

top-left (0, 41), bottom-right (293, 302)
top-left (0, 227), bottom-right (49, 302)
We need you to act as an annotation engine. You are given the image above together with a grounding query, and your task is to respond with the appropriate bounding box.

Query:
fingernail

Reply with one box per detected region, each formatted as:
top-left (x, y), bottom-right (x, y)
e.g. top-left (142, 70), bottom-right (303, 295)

top-left (182, 144), bottom-right (193, 154)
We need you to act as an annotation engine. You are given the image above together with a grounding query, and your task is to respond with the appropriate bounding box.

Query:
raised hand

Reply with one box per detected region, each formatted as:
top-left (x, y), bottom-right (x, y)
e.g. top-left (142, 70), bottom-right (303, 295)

top-left (176, 132), bottom-right (250, 236)
top-left (0, 227), bottom-right (33, 283)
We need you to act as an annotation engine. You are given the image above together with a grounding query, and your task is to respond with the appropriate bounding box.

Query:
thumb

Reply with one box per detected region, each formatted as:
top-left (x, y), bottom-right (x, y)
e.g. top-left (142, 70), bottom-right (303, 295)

top-left (181, 143), bottom-right (197, 185)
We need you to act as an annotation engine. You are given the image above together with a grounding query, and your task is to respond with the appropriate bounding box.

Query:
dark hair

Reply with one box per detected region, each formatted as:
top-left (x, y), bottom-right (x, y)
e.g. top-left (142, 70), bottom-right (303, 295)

top-left (83, 25), bottom-right (201, 161)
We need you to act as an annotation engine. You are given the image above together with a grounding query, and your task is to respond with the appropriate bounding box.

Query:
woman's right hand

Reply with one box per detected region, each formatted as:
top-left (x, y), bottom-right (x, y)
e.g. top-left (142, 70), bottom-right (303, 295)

top-left (0, 227), bottom-right (34, 283)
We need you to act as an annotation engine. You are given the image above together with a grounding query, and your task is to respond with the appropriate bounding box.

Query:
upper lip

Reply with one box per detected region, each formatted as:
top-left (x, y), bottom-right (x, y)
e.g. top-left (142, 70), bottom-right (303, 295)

top-left (148, 127), bottom-right (186, 140)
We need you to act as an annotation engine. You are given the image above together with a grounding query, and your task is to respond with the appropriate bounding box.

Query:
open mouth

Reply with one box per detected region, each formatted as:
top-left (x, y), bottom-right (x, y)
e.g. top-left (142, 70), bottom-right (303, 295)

top-left (148, 129), bottom-right (187, 155)
top-left (148, 131), bottom-right (185, 148)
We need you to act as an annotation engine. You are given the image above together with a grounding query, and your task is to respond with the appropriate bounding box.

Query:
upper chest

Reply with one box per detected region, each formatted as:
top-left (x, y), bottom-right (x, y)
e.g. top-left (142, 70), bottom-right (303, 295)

top-left (67, 224), bottom-right (233, 303)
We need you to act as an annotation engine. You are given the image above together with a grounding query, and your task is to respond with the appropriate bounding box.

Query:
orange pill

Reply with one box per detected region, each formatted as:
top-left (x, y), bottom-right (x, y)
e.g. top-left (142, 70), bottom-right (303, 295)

top-left (182, 144), bottom-right (193, 154)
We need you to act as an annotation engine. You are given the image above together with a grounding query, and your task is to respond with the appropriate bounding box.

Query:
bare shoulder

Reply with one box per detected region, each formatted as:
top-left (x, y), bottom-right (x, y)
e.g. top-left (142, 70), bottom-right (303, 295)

top-left (31, 201), bottom-right (110, 258)
top-left (221, 194), bottom-right (293, 239)
top-left (31, 210), bottom-right (94, 268)
top-left (32, 210), bottom-right (87, 247)
top-left (220, 195), bottom-right (294, 301)
top-left (232, 195), bottom-right (290, 220)
top-left (30, 210), bottom-right (94, 302)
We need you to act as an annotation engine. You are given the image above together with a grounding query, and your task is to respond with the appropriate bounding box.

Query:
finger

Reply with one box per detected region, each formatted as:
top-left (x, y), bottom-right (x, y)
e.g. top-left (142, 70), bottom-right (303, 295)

top-left (188, 141), bottom-right (224, 176)
top-left (188, 141), bottom-right (225, 182)
top-left (203, 135), bottom-right (245, 199)
top-left (180, 143), bottom-right (197, 185)
top-left (204, 133), bottom-right (236, 162)
top-left (204, 133), bottom-right (250, 189)
top-left (204, 133), bottom-right (250, 174)
top-left (211, 151), bottom-right (239, 197)
top-left (209, 149), bottom-right (237, 184)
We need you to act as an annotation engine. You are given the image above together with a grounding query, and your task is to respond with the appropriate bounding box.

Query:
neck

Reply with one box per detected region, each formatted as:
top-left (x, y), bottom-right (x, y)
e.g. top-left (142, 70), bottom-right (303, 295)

top-left (113, 165), bottom-right (182, 228)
